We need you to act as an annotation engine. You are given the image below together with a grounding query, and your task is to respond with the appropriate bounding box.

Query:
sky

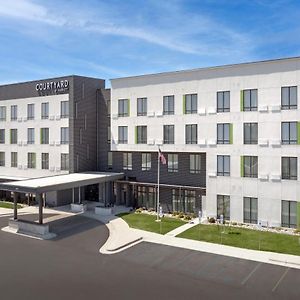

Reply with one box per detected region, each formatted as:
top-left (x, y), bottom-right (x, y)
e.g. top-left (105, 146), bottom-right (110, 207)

top-left (0, 0), bottom-right (300, 86)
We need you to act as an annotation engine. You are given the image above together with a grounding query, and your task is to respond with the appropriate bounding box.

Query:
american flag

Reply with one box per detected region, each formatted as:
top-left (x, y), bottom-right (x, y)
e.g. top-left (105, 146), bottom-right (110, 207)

top-left (159, 148), bottom-right (167, 165)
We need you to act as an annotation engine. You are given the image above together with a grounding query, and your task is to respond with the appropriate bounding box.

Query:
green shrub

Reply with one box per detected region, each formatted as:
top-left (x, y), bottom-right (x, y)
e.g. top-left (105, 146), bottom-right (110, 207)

top-left (135, 208), bottom-right (142, 213)
top-left (208, 217), bottom-right (216, 223)
top-left (184, 215), bottom-right (192, 221)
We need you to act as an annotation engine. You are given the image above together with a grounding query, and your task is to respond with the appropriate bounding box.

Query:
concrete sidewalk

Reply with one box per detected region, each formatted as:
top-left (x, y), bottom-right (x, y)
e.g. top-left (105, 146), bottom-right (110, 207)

top-left (96, 210), bottom-right (300, 270)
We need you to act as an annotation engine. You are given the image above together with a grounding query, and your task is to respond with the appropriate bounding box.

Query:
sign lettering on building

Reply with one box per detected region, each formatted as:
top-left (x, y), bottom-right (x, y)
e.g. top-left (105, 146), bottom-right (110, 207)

top-left (35, 80), bottom-right (69, 94)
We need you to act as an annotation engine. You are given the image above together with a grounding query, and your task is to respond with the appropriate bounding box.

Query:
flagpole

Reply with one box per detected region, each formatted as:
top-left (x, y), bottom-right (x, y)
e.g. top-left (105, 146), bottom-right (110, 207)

top-left (157, 148), bottom-right (160, 221)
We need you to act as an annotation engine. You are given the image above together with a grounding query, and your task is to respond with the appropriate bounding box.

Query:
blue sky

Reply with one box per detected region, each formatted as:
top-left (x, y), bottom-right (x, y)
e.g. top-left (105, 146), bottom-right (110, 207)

top-left (0, 0), bottom-right (300, 86)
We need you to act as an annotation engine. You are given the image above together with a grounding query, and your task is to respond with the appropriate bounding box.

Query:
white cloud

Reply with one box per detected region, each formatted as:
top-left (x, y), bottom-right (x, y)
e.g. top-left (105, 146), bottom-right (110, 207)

top-left (0, 0), bottom-right (253, 58)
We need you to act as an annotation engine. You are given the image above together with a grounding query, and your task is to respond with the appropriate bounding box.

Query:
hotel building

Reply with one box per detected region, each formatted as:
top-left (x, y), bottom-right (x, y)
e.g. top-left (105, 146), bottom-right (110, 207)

top-left (1, 57), bottom-right (300, 228)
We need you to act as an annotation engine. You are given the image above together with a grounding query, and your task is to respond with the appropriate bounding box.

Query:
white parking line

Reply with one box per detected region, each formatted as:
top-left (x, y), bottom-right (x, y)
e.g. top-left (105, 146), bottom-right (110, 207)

top-left (272, 268), bottom-right (289, 292)
top-left (241, 262), bottom-right (262, 285)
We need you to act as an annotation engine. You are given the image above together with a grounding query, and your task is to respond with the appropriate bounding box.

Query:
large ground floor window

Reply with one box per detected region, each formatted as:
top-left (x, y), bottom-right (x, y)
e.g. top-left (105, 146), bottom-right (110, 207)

top-left (172, 189), bottom-right (196, 213)
top-left (243, 197), bottom-right (258, 224)
top-left (217, 195), bottom-right (230, 220)
top-left (282, 200), bottom-right (297, 228)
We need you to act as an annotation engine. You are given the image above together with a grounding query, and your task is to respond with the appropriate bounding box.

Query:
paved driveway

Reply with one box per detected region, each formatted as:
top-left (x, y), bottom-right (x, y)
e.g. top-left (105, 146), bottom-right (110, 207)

top-left (0, 214), bottom-right (299, 299)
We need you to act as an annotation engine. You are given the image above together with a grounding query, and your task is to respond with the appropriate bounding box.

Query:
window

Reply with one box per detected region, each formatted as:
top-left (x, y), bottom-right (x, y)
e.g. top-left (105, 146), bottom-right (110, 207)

top-left (163, 125), bottom-right (174, 144)
top-left (27, 104), bottom-right (34, 120)
top-left (281, 200), bottom-right (297, 228)
top-left (40, 128), bottom-right (49, 144)
top-left (243, 197), bottom-right (258, 224)
top-left (281, 86), bottom-right (297, 110)
top-left (142, 153), bottom-right (151, 171)
top-left (123, 153), bottom-right (132, 170)
top-left (108, 152), bottom-right (113, 169)
top-left (282, 157), bottom-right (297, 180)
top-left (118, 99), bottom-right (129, 117)
top-left (0, 106), bottom-right (6, 121)
top-left (163, 95), bottom-right (174, 115)
top-left (61, 101), bottom-right (69, 118)
top-left (60, 127), bottom-right (69, 144)
top-left (27, 152), bottom-right (36, 169)
top-left (107, 126), bottom-right (111, 144)
top-left (217, 123), bottom-right (230, 144)
top-left (27, 128), bottom-right (35, 144)
top-left (184, 94), bottom-right (197, 114)
top-left (136, 126), bottom-right (147, 144)
top-left (243, 89), bottom-right (257, 111)
top-left (217, 155), bottom-right (230, 176)
top-left (184, 190), bottom-right (196, 213)
top-left (244, 123), bottom-right (258, 144)
top-left (11, 105), bottom-right (17, 121)
top-left (61, 153), bottom-right (69, 171)
top-left (0, 129), bottom-right (5, 144)
top-left (190, 154), bottom-right (201, 174)
top-left (243, 156), bottom-right (258, 178)
top-left (137, 186), bottom-right (147, 207)
top-left (217, 91), bottom-right (230, 112)
top-left (185, 124), bottom-right (197, 144)
top-left (168, 154), bottom-right (178, 172)
top-left (148, 187), bottom-right (156, 209)
top-left (41, 153), bottom-right (49, 170)
top-left (10, 129), bottom-right (17, 144)
top-left (0, 152), bottom-right (5, 166)
top-left (118, 126), bottom-right (128, 144)
top-left (137, 98), bottom-right (147, 116)
top-left (281, 122), bottom-right (297, 144)
top-left (172, 189), bottom-right (184, 212)
top-left (217, 195), bottom-right (230, 220)
top-left (41, 102), bottom-right (49, 119)
top-left (11, 152), bottom-right (17, 168)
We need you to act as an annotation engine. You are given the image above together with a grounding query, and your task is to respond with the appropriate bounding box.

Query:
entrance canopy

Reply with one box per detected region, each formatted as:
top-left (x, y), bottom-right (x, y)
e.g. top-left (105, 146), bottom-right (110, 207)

top-left (0, 172), bottom-right (124, 194)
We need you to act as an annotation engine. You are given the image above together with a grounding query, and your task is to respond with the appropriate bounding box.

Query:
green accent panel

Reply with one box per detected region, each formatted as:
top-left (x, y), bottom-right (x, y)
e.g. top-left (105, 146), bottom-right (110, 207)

top-left (183, 95), bottom-right (186, 114)
top-left (297, 202), bottom-right (300, 229)
top-left (240, 90), bottom-right (244, 112)
top-left (297, 122), bottom-right (300, 144)
top-left (128, 99), bottom-right (130, 116)
top-left (229, 123), bottom-right (233, 144)
top-left (240, 156), bottom-right (244, 177)
top-left (135, 126), bottom-right (137, 144)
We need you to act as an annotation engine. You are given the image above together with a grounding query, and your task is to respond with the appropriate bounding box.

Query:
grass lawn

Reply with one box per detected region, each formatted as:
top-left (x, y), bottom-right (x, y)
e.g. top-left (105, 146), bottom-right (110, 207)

top-left (177, 224), bottom-right (300, 256)
top-left (0, 201), bottom-right (23, 209)
top-left (117, 212), bottom-right (186, 234)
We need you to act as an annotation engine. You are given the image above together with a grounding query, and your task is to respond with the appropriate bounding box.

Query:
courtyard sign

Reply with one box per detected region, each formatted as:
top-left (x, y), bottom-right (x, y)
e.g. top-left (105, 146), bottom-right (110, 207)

top-left (35, 80), bottom-right (69, 94)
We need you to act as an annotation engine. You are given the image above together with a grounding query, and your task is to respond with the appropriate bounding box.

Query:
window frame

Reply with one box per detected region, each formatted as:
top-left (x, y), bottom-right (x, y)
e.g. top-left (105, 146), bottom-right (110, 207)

top-left (281, 157), bottom-right (297, 180)
top-left (60, 127), bottom-right (69, 144)
top-left (217, 155), bottom-right (230, 176)
top-left (184, 94), bottom-right (197, 114)
top-left (11, 152), bottom-right (17, 168)
top-left (60, 101), bottom-right (69, 118)
top-left (27, 128), bottom-right (35, 144)
top-left (41, 153), bottom-right (49, 170)
top-left (10, 105), bottom-right (18, 121)
top-left (163, 125), bottom-right (174, 144)
top-left (168, 153), bottom-right (178, 173)
top-left (281, 122), bottom-right (297, 144)
top-left (118, 126), bottom-right (128, 144)
top-left (243, 123), bottom-right (258, 144)
top-left (190, 154), bottom-right (201, 174)
top-left (243, 197), bottom-right (258, 224)
top-left (141, 153), bottom-right (151, 171)
top-left (61, 153), bottom-right (69, 171)
top-left (137, 98), bottom-right (147, 116)
top-left (41, 102), bottom-right (49, 119)
top-left (137, 126), bottom-right (147, 144)
top-left (217, 91), bottom-right (230, 112)
top-left (185, 124), bottom-right (197, 144)
top-left (243, 89), bottom-right (258, 111)
top-left (217, 123), bottom-right (230, 144)
top-left (281, 86), bottom-right (297, 110)
top-left (243, 156), bottom-right (258, 178)
top-left (123, 152), bottom-right (132, 170)
top-left (27, 152), bottom-right (36, 169)
top-left (281, 200), bottom-right (297, 228)
top-left (27, 103), bottom-right (35, 120)
top-left (217, 195), bottom-right (230, 220)
top-left (163, 95), bottom-right (175, 115)
top-left (118, 99), bottom-right (129, 117)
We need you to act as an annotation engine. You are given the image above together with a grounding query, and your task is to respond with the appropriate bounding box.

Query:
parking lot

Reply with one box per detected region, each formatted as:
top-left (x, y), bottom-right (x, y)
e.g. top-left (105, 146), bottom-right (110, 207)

top-left (0, 213), bottom-right (299, 299)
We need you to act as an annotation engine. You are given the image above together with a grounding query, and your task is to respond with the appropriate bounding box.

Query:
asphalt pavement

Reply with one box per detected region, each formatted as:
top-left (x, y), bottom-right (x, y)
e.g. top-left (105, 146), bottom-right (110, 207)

top-left (0, 214), bottom-right (299, 300)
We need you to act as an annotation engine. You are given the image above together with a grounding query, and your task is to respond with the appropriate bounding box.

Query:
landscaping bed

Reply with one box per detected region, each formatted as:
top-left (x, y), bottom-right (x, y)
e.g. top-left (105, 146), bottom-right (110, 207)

top-left (117, 211), bottom-right (186, 234)
top-left (177, 223), bottom-right (300, 256)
